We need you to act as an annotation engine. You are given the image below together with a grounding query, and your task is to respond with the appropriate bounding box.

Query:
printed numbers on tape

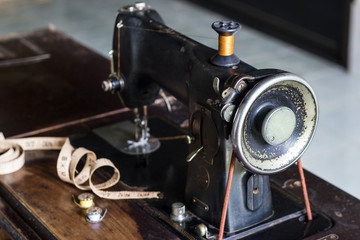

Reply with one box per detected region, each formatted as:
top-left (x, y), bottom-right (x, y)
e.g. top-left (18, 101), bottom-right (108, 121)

top-left (0, 133), bottom-right (161, 200)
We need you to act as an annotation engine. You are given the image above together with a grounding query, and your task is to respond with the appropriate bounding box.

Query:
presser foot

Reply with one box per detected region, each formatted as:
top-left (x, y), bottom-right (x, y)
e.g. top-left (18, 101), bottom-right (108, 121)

top-left (118, 137), bottom-right (161, 155)
top-left (118, 106), bottom-right (161, 155)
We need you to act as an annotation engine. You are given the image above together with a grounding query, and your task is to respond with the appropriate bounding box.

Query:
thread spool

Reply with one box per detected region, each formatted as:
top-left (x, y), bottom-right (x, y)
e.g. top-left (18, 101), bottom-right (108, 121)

top-left (218, 35), bottom-right (234, 56)
top-left (211, 20), bottom-right (241, 67)
top-left (73, 193), bottom-right (95, 209)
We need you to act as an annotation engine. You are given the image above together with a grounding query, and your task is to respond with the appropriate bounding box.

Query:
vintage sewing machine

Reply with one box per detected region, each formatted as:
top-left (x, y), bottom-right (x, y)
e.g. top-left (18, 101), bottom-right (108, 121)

top-left (2, 2), bottom-right (360, 240)
top-left (93, 2), bottom-right (329, 239)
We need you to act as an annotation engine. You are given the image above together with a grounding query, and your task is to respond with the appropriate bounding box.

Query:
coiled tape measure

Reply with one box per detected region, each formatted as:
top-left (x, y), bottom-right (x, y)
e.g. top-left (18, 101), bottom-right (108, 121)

top-left (0, 133), bottom-right (161, 200)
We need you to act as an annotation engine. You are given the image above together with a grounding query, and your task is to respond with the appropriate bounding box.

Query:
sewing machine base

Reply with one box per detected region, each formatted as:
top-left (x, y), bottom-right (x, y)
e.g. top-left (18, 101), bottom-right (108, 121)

top-left (71, 116), bottom-right (332, 239)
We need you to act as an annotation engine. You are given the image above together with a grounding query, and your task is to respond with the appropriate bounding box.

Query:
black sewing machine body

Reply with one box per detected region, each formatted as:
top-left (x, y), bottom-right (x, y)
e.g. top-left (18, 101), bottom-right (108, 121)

top-left (111, 6), bottom-right (275, 231)
top-left (99, 3), bottom-right (328, 239)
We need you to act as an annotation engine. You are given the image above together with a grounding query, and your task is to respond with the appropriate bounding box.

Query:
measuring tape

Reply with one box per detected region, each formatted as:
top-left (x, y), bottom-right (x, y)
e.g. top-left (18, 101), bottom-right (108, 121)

top-left (0, 132), bottom-right (161, 200)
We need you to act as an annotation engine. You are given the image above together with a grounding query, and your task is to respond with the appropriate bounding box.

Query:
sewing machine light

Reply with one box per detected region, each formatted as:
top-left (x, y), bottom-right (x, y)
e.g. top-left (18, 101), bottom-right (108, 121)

top-left (231, 72), bottom-right (318, 174)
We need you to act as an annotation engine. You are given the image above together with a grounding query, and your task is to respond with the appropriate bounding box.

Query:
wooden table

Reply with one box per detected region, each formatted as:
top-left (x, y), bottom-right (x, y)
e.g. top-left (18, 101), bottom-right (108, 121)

top-left (0, 28), bottom-right (180, 240)
top-left (0, 28), bottom-right (359, 240)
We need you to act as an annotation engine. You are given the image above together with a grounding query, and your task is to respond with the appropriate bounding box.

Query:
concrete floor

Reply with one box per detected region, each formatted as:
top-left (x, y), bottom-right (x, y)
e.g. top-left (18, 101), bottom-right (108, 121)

top-left (1, 0), bottom-right (359, 199)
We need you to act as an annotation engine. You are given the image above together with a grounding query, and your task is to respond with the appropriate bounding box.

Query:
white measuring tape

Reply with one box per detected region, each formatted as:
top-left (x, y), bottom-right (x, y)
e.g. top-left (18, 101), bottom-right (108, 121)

top-left (0, 132), bottom-right (161, 200)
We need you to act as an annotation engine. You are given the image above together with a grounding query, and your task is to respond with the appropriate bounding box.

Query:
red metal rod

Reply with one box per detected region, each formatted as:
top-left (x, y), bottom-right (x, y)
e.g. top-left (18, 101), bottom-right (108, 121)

top-left (218, 153), bottom-right (237, 240)
top-left (297, 158), bottom-right (313, 221)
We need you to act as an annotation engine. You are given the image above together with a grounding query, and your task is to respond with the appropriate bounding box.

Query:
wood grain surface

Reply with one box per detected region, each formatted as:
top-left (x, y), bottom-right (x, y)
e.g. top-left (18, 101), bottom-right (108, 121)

top-left (1, 151), bottom-right (179, 240)
top-left (0, 28), bottom-right (179, 240)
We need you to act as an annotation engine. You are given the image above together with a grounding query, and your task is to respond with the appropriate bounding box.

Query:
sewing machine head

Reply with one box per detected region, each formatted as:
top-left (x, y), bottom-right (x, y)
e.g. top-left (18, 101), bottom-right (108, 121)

top-left (102, 2), bottom-right (319, 237)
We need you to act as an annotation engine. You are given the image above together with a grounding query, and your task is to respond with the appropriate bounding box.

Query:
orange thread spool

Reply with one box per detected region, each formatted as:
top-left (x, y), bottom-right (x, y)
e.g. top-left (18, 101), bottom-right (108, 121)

top-left (211, 20), bottom-right (241, 66)
top-left (218, 35), bottom-right (234, 56)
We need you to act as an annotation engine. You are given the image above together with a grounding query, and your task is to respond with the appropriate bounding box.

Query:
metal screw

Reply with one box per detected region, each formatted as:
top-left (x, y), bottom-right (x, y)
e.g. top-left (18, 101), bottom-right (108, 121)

top-left (170, 202), bottom-right (187, 222)
top-left (194, 223), bottom-right (208, 237)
